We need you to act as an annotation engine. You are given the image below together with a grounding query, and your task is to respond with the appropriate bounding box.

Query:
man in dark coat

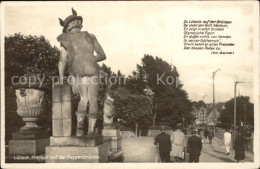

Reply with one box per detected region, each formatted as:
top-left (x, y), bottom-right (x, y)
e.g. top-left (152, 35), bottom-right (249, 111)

top-left (187, 128), bottom-right (202, 162)
top-left (234, 128), bottom-right (245, 162)
top-left (154, 126), bottom-right (172, 162)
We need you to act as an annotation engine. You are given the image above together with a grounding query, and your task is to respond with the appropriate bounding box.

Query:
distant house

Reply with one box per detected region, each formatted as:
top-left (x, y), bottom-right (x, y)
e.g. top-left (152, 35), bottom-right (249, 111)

top-left (191, 101), bottom-right (225, 125)
top-left (206, 103), bottom-right (225, 125)
top-left (206, 108), bottom-right (220, 125)
top-left (191, 101), bottom-right (207, 124)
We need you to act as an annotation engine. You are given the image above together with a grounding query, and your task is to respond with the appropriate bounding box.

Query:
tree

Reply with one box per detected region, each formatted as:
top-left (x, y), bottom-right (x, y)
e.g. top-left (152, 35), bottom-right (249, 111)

top-left (5, 33), bottom-right (59, 87)
top-left (113, 87), bottom-right (153, 136)
top-left (219, 96), bottom-right (254, 126)
top-left (5, 33), bottom-right (60, 143)
top-left (98, 63), bottom-right (126, 108)
top-left (126, 54), bottom-right (193, 127)
top-left (98, 64), bottom-right (113, 109)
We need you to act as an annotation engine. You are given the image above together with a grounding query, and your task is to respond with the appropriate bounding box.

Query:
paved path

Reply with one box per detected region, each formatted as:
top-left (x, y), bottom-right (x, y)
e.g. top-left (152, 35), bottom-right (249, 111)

top-left (200, 129), bottom-right (254, 163)
top-left (121, 131), bottom-right (254, 163)
top-left (122, 137), bottom-right (156, 162)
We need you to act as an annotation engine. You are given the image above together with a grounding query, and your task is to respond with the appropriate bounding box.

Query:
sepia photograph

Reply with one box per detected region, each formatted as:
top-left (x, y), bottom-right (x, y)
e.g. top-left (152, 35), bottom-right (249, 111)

top-left (1, 1), bottom-right (259, 169)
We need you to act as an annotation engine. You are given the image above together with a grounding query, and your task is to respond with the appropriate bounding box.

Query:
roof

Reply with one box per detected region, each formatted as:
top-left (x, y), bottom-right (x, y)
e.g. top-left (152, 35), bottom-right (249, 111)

top-left (192, 100), bottom-right (207, 112)
top-left (206, 102), bottom-right (225, 109)
top-left (207, 108), bottom-right (220, 124)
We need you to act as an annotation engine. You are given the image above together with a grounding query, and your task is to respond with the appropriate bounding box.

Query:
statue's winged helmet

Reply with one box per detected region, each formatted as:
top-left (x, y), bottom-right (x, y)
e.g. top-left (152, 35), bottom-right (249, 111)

top-left (58, 8), bottom-right (83, 33)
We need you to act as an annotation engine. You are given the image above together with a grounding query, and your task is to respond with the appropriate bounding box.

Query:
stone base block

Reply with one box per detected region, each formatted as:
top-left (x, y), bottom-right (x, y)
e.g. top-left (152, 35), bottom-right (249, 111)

top-left (109, 150), bottom-right (124, 162)
top-left (52, 84), bottom-right (72, 102)
top-left (52, 119), bottom-right (72, 137)
top-left (111, 138), bottom-right (121, 150)
top-left (9, 138), bottom-right (50, 155)
top-left (103, 125), bottom-right (116, 129)
top-left (50, 135), bottom-right (103, 146)
top-left (12, 129), bottom-right (49, 140)
top-left (103, 136), bottom-right (122, 152)
top-left (111, 147), bottom-right (121, 152)
top-left (102, 129), bottom-right (120, 137)
top-left (45, 143), bottom-right (109, 163)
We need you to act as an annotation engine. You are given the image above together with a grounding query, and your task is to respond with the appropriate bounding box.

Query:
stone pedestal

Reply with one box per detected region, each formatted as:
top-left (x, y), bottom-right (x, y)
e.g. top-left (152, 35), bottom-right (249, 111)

top-left (9, 127), bottom-right (50, 156)
top-left (52, 84), bottom-right (73, 136)
top-left (9, 138), bottom-right (50, 155)
top-left (45, 135), bottom-right (109, 163)
top-left (102, 128), bottom-right (124, 161)
top-left (50, 135), bottom-right (103, 146)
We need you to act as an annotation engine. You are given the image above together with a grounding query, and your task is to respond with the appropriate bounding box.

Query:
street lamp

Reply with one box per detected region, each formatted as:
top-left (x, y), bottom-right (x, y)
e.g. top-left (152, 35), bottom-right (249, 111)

top-left (202, 95), bottom-right (207, 102)
top-left (241, 100), bottom-right (247, 125)
top-left (233, 81), bottom-right (251, 140)
top-left (202, 95), bottom-right (207, 124)
top-left (212, 69), bottom-right (221, 129)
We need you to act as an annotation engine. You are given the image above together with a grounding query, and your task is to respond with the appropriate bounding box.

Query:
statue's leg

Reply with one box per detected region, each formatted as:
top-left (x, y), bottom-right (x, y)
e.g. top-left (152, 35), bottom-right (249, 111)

top-left (75, 78), bottom-right (89, 136)
top-left (87, 76), bottom-right (99, 135)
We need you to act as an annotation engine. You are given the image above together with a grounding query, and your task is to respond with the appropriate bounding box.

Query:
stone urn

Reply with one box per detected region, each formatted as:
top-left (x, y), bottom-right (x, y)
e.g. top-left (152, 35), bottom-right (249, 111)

top-left (15, 88), bottom-right (45, 129)
top-left (12, 73), bottom-right (49, 137)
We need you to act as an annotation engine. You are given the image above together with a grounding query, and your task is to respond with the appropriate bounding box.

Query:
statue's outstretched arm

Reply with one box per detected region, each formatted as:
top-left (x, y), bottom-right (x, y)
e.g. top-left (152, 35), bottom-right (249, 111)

top-left (92, 35), bottom-right (106, 62)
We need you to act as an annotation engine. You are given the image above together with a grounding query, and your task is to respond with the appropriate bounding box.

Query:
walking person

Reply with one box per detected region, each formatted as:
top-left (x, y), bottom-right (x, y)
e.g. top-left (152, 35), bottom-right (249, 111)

top-left (208, 126), bottom-right (214, 144)
top-left (204, 126), bottom-right (208, 139)
top-left (154, 126), bottom-right (172, 162)
top-left (187, 128), bottom-right (202, 163)
top-left (223, 128), bottom-right (232, 155)
top-left (198, 129), bottom-right (205, 143)
top-left (234, 128), bottom-right (246, 163)
top-left (244, 127), bottom-right (251, 151)
top-left (170, 122), bottom-right (185, 162)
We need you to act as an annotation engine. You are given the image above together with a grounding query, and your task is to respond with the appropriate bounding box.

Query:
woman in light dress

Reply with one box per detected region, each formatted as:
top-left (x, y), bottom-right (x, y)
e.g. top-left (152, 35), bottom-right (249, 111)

top-left (223, 128), bottom-right (232, 155)
top-left (170, 123), bottom-right (185, 162)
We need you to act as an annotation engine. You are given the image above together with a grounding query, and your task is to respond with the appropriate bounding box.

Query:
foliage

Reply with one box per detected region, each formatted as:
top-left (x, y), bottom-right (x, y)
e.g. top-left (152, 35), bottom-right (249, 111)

top-left (5, 33), bottom-right (59, 87)
top-left (126, 54), bottom-right (193, 126)
top-left (148, 125), bottom-right (172, 130)
top-left (5, 33), bottom-right (60, 143)
top-left (219, 96), bottom-right (254, 125)
top-left (98, 64), bottom-right (126, 108)
top-left (113, 87), bottom-right (153, 132)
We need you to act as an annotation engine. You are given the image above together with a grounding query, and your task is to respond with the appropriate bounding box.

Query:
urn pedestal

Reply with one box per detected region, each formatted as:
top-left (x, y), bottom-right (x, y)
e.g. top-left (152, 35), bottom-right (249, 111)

top-left (8, 88), bottom-right (50, 156)
top-left (102, 127), bottom-right (124, 162)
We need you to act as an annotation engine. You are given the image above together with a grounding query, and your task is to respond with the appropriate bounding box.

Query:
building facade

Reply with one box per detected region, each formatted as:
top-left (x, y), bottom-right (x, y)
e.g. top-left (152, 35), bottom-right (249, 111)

top-left (191, 101), bottom-right (224, 125)
top-left (191, 101), bottom-right (207, 124)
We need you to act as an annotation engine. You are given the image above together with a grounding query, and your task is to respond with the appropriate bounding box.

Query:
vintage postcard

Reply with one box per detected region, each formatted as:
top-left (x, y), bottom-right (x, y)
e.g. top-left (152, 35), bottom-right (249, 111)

top-left (1, 1), bottom-right (259, 169)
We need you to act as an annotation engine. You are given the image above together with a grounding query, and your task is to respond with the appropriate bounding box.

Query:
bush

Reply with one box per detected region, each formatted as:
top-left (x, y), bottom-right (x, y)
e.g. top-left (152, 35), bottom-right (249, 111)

top-left (120, 127), bottom-right (133, 131)
top-left (148, 125), bottom-right (172, 130)
top-left (113, 87), bottom-right (153, 133)
top-left (5, 33), bottom-right (59, 143)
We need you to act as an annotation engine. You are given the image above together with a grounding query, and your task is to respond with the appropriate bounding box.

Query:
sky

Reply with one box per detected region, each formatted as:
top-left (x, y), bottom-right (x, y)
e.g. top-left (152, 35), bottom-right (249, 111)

top-left (2, 1), bottom-right (257, 104)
